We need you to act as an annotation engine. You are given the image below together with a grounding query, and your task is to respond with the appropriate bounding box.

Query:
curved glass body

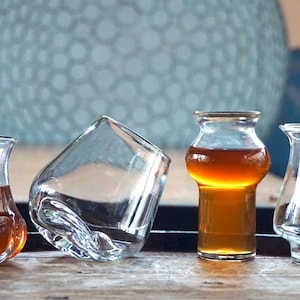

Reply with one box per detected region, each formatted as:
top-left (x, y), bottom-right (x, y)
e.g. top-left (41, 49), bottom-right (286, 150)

top-left (0, 137), bottom-right (27, 263)
top-left (186, 111), bottom-right (270, 261)
top-left (273, 124), bottom-right (300, 264)
top-left (29, 116), bottom-right (171, 261)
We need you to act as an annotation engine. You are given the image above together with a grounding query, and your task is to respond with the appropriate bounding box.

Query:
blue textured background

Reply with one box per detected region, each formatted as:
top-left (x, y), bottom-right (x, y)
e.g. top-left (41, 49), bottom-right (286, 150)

top-left (265, 50), bottom-right (300, 177)
top-left (0, 0), bottom-right (287, 150)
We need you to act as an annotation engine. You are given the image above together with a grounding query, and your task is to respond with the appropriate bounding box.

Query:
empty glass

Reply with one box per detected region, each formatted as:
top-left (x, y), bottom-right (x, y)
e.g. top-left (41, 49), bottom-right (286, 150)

top-left (273, 123), bottom-right (300, 264)
top-left (28, 116), bottom-right (171, 261)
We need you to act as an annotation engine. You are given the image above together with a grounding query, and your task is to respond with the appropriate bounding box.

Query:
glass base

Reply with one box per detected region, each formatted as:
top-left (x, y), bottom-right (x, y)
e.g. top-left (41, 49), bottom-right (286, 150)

top-left (289, 241), bottom-right (300, 264)
top-left (198, 251), bottom-right (256, 261)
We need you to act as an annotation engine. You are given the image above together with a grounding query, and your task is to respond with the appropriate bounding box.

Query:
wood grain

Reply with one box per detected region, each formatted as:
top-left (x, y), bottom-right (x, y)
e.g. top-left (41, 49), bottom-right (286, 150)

top-left (0, 251), bottom-right (298, 300)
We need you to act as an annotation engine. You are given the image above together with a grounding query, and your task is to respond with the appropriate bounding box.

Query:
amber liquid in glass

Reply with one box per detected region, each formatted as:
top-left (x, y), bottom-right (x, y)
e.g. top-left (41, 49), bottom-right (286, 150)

top-left (0, 186), bottom-right (27, 260)
top-left (186, 146), bottom-right (270, 260)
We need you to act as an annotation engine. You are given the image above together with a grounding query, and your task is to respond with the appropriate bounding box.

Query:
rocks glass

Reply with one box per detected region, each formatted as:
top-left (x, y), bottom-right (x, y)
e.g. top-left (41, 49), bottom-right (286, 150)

top-left (29, 116), bottom-right (171, 261)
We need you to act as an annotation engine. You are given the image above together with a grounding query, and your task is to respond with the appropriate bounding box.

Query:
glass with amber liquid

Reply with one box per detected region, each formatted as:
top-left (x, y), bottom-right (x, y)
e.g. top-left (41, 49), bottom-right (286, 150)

top-left (0, 137), bottom-right (27, 263)
top-left (185, 111), bottom-right (270, 261)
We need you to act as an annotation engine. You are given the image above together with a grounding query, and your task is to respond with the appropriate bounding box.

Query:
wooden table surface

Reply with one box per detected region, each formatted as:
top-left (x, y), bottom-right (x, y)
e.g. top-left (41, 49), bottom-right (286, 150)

top-left (4, 146), bottom-right (288, 299)
top-left (0, 251), bottom-right (298, 300)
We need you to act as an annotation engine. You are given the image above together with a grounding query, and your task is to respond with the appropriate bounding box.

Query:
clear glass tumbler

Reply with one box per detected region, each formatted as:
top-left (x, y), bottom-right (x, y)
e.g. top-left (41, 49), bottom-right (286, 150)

top-left (29, 116), bottom-right (171, 261)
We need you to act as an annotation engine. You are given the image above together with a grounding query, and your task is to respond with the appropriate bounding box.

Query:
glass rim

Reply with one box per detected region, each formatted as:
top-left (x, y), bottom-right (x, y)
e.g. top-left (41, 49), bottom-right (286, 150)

top-left (0, 136), bottom-right (16, 142)
top-left (279, 123), bottom-right (300, 132)
top-left (87, 115), bottom-right (171, 163)
top-left (193, 111), bottom-right (261, 121)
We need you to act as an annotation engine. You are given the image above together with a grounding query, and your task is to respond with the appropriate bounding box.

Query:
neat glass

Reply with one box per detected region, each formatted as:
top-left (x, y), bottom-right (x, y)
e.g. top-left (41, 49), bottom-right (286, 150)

top-left (185, 111), bottom-right (270, 261)
top-left (0, 136), bottom-right (27, 263)
top-left (273, 124), bottom-right (300, 264)
top-left (29, 116), bottom-right (171, 261)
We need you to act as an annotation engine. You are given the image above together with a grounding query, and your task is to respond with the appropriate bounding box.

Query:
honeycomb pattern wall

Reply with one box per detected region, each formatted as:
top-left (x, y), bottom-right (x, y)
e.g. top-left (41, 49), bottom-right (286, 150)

top-left (0, 0), bottom-right (287, 148)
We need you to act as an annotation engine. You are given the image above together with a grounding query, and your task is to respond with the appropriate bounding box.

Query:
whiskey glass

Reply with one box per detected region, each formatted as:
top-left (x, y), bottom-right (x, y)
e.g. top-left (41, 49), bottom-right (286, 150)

top-left (29, 116), bottom-right (171, 261)
top-left (186, 111), bottom-right (270, 261)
